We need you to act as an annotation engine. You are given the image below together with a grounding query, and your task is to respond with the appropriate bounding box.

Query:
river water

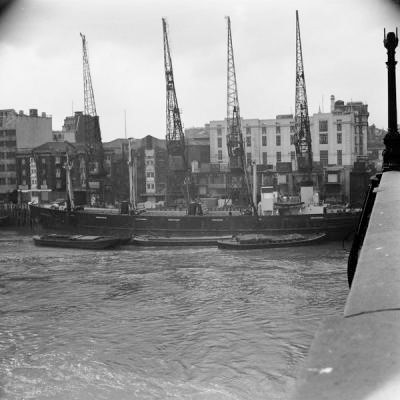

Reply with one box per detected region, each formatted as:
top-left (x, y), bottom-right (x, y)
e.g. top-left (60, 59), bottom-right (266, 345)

top-left (0, 230), bottom-right (350, 399)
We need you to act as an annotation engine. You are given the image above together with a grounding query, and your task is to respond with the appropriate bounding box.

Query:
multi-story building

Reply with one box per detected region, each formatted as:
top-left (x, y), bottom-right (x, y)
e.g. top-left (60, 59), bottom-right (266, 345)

top-left (367, 124), bottom-right (386, 170)
top-left (16, 141), bottom-right (75, 203)
top-left (103, 135), bottom-right (168, 206)
top-left (209, 97), bottom-right (368, 168)
top-left (0, 109), bottom-right (52, 199)
top-left (207, 96), bottom-right (369, 203)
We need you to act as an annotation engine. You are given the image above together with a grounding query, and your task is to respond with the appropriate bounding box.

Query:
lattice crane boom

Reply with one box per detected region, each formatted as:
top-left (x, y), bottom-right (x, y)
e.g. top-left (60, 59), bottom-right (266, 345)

top-left (79, 33), bottom-right (105, 198)
top-left (80, 33), bottom-right (97, 118)
top-left (162, 18), bottom-right (192, 205)
top-left (226, 16), bottom-right (255, 213)
top-left (294, 10), bottom-right (313, 173)
top-left (162, 18), bottom-right (186, 163)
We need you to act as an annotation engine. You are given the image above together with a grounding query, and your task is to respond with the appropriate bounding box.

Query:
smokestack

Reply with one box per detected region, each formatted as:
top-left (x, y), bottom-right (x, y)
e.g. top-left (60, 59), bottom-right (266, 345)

top-left (330, 95), bottom-right (335, 112)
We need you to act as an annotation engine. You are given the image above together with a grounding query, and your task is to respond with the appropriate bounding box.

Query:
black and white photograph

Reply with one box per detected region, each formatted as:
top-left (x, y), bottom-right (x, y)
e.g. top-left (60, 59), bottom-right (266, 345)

top-left (0, 0), bottom-right (399, 398)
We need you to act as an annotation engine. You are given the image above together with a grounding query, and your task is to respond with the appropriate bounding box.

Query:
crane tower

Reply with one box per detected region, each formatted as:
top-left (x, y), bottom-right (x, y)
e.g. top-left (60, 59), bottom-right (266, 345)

top-left (294, 11), bottom-right (313, 178)
top-left (80, 33), bottom-right (105, 204)
top-left (162, 18), bottom-right (192, 206)
top-left (226, 16), bottom-right (255, 213)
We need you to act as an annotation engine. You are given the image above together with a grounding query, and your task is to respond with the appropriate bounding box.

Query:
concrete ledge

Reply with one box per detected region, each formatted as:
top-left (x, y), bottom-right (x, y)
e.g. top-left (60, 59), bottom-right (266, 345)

top-left (291, 312), bottom-right (400, 400)
top-left (291, 171), bottom-right (400, 399)
top-left (345, 171), bottom-right (400, 316)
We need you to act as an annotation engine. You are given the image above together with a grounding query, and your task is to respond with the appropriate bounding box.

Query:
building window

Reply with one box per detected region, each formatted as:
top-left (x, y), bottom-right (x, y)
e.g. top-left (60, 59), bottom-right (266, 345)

top-left (246, 127), bottom-right (251, 135)
top-left (56, 168), bottom-right (61, 178)
top-left (42, 179), bottom-right (47, 186)
top-left (217, 127), bottom-right (222, 136)
top-left (262, 135), bottom-right (267, 146)
top-left (337, 132), bottom-right (342, 144)
top-left (291, 151), bottom-right (296, 161)
top-left (7, 163), bottom-right (15, 171)
top-left (246, 136), bottom-right (251, 147)
top-left (320, 150), bottom-right (328, 167)
top-left (55, 156), bottom-right (61, 164)
top-left (21, 158), bottom-right (25, 165)
top-left (276, 124), bottom-right (280, 134)
top-left (290, 125), bottom-right (295, 133)
top-left (42, 158), bottom-right (46, 165)
top-left (217, 137), bottom-right (222, 148)
top-left (218, 150), bottom-right (222, 161)
top-left (290, 135), bottom-right (294, 145)
top-left (262, 126), bottom-right (267, 135)
top-left (319, 133), bottom-right (328, 144)
top-left (246, 152), bottom-right (252, 166)
top-left (336, 120), bottom-right (342, 131)
top-left (276, 136), bottom-right (281, 146)
top-left (22, 179), bottom-right (26, 185)
top-left (0, 178), bottom-right (6, 185)
top-left (337, 150), bottom-right (342, 166)
top-left (146, 171), bottom-right (154, 178)
top-left (319, 120), bottom-right (328, 132)
top-left (276, 152), bottom-right (281, 162)
top-left (262, 152), bottom-right (268, 165)
top-left (7, 177), bottom-right (16, 185)
top-left (56, 180), bottom-right (62, 189)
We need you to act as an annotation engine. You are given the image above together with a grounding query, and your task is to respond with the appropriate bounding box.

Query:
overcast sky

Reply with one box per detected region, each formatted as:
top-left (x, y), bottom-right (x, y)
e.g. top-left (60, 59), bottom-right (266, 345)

top-left (0, 0), bottom-right (399, 142)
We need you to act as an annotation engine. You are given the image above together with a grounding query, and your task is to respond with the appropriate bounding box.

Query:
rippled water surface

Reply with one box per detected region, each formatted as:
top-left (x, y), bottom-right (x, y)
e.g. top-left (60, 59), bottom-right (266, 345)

top-left (0, 230), bottom-right (350, 399)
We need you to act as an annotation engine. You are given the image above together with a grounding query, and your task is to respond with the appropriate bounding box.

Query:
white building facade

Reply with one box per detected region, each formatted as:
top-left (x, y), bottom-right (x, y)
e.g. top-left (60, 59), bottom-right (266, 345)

top-left (209, 97), bottom-right (369, 170)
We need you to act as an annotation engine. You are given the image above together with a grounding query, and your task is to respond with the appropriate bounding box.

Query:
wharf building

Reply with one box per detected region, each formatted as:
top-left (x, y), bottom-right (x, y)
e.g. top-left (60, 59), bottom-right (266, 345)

top-left (6, 95), bottom-right (372, 208)
top-left (208, 95), bottom-right (370, 205)
top-left (103, 135), bottom-right (168, 206)
top-left (15, 111), bottom-right (114, 205)
top-left (0, 109), bottom-right (52, 201)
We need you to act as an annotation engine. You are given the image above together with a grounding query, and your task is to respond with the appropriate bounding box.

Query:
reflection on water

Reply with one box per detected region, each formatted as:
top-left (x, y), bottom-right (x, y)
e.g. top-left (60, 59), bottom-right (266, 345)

top-left (0, 230), bottom-right (349, 399)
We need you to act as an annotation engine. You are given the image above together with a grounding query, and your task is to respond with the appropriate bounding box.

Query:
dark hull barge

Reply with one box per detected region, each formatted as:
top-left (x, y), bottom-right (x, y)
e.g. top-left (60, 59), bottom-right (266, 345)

top-left (32, 234), bottom-right (121, 249)
top-left (217, 232), bottom-right (327, 250)
top-left (29, 205), bottom-right (360, 241)
top-left (131, 234), bottom-right (232, 246)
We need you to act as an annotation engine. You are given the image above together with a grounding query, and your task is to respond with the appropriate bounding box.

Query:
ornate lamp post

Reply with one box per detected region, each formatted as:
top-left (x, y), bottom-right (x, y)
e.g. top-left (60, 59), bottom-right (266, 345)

top-left (383, 29), bottom-right (400, 170)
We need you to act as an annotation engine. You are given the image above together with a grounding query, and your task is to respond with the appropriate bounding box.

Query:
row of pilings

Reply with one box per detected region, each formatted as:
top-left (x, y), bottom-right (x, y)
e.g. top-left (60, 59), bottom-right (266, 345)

top-left (0, 203), bottom-right (31, 227)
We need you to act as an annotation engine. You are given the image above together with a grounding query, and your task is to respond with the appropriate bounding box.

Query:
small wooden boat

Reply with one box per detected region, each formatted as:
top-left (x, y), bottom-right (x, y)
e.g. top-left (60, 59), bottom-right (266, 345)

top-left (217, 232), bottom-right (327, 250)
top-left (33, 234), bottom-right (121, 249)
top-left (131, 234), bottom-right (232, 246)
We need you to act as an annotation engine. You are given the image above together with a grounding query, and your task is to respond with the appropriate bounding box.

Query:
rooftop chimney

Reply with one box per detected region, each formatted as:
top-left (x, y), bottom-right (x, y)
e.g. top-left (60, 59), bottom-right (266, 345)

top-left (29, 109), bottom-right (38, 117)
top-left (330, 95), bottom-right (335, 112)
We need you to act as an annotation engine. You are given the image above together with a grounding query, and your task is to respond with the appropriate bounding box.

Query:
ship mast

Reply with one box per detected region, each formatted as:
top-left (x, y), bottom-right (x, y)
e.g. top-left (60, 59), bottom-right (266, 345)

top-left (65, 153), bottom-right (75, 211)
top-left (226, 16), bottom-right (256, 214)
top-left (127, 138), bottom-right (137, 211)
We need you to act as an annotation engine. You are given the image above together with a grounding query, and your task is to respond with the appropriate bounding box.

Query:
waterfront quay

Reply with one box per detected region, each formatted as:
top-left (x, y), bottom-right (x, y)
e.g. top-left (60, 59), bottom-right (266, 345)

top-left (0, 202), bottom-right (31, 227)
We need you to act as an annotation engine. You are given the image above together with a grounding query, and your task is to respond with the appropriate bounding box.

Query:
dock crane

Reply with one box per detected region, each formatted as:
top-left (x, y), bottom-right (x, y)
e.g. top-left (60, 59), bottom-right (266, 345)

top-left (293, 11), bottom-right (313, 185)
top-left (80, 32), bottom-right (106, 204)
top-left (226, 16), bottom-right (256, 215)
top-left (162, 18), bottom-right (193, 207)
